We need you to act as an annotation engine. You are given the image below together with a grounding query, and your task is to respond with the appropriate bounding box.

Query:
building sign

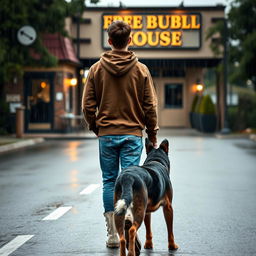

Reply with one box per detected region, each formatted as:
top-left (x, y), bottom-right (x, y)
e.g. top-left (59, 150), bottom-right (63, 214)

top-left (6, 94), bottom-right (21, 102)
top-left (102, 13), bottom-right (201, 49)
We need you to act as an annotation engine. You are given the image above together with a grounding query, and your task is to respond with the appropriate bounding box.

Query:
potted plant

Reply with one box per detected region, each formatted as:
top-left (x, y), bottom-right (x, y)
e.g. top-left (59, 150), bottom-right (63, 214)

top-left (198, 94), bottom-right (217, 133)
top-left (189, 94), bottom-right (199, 128)
top-left (194, 95), bottom-right (203, 131)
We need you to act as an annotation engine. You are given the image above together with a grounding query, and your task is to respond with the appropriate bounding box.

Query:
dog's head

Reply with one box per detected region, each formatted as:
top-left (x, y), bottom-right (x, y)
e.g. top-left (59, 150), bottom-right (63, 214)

top-left (145, 138), bottom-right (169, 155)
top-left (145, 138), bottom-right (170, 171)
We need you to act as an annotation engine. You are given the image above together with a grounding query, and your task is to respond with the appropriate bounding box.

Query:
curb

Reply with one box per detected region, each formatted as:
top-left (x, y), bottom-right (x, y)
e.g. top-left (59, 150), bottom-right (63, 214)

top-left (215, 133), bottom-right (256, 142)
top-left (0, 138), bottom-right (45, 154)
top-left (42, 134), bottom-right (97, 140)
top-left (215, 133), bottom-right (249, 140)
top-left (23, 132), bottom-right (97, 141)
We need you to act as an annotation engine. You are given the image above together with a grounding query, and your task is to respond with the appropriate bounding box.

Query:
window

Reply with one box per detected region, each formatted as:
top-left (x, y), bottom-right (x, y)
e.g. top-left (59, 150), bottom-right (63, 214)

top-left (165, 83), bottom-right (183, 108)
top-left (148, 67), bottom-right (161, 77)
top-left (162, 68), bottom-right (185, 77)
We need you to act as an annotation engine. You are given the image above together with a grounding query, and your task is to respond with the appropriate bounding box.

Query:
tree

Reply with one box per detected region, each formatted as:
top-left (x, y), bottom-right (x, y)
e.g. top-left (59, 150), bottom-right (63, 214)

top-left (0, 0), bottom-right (98, 90)
top-left (206, 16), bottom-right (229, 131)
top-left (0, 0), bottom-right (99, 134)
top-left (228, 0), bottom-right (256, 90)
top-left (206, 0), bottom-right (256, 90)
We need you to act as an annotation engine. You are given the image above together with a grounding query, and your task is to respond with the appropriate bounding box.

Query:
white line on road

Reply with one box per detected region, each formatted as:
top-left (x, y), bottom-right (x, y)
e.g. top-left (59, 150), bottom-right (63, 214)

top-left (0, 235), bottom-right (34, 256)
top-left (42, 206), bottom-right (72, 221)
top-left (79, 184), bottom-right (100, 195)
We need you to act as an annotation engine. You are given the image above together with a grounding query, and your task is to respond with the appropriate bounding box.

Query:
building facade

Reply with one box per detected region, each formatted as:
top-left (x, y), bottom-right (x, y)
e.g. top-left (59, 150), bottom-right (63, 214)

top-left (4, 34), bottom-right (81, 133)
top-left (70, 6), bottom-right (225, 128)
top-left (3, 5), bottom-right (226, 134)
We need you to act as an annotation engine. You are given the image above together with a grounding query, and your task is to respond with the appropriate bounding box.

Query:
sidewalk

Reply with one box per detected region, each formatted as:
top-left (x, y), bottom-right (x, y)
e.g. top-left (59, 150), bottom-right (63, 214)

top-left (0, 128), bottom-right (254, 154)
top-left (0, 131), bottom-right (96, 154)
top-left (23, 131), bottom-right (97, 140)
top-left (0, 137), bottom-right (45, 154)
top-left (157, 128), bottom-right (252, 140)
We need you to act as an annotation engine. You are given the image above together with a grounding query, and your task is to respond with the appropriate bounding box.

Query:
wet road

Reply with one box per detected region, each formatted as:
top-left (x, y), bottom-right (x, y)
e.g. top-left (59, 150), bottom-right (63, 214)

top-left (0, 132), bottom-right (256, 256)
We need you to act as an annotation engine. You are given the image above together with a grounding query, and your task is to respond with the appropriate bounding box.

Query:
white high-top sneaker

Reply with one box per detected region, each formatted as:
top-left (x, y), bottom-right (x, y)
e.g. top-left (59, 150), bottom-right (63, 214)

top-left (104, 212), bottom-right (119, 248)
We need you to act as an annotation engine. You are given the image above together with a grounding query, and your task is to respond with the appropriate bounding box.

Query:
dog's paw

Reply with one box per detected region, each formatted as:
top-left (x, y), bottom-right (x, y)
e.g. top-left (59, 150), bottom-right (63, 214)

top-left (168, 243), bottom-right (179, 250)
top-left (144, 241), bottom-right (153, 249)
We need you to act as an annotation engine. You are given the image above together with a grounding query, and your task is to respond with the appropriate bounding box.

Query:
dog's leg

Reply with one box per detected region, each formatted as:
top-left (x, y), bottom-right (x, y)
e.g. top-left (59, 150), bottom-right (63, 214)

top-left (127, 191), bottom-right (146, 256)
top-left (119, 233), bottom-right (126, 256)
top-left (125, 211), bottom-right (141, 256)
top-left (115, 214), bottom-right (126, 256)
top-left (128, 222), bottom-right (141, 256)
top-left (163, 198), bottom-right (179, 251)
top-left (144, 213), bottom-right (153, 249)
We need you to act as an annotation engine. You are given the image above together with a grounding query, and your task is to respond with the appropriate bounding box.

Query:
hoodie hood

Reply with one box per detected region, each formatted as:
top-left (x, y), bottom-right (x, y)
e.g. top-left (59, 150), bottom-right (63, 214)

top-left (100, 50), bottom-right (138, 77)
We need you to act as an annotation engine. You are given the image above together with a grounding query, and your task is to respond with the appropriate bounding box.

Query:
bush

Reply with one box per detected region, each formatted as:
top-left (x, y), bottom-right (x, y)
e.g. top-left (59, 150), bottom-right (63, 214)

top-left (229, 93), bottom-right (256, 131)
top-left (191, 94), bottom-right (199, 112)
top-left (227, 106), bottom-right (238, 131)
top-left (198, 95), bottom-right (216, 115)
top-left (248, 108), bottom-right (256, 128)
top-left (194, 95), bottom-right (203, 113)
top-left (193, 94), bottom-right (217, 132)
top-left (190, 94), bottom-right (200, 129)
top-left (240, 93), bottom-right (256, 129)
top-left (192, 95), bottom-right (203, 130)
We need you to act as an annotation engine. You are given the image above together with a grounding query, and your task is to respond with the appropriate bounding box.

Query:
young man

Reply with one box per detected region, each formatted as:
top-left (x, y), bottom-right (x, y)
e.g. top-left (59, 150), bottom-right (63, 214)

top-left (82, 20), bottom-right (158, 248)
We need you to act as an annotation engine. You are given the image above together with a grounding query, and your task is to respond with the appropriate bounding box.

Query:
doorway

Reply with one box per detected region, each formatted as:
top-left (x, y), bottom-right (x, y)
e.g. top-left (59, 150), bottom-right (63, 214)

top-left (24, 72), bottom-right (54, 132)
top-left (154, 77), bottom-right (187, 127)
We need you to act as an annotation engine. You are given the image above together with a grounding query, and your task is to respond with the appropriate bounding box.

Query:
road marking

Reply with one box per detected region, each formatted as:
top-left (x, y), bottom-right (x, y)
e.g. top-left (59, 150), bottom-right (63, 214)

top-left (79, 184), bottom-right (100, 195)
top-left (0, 235), bottom-right (34, 256)
top-left (42, 206), bottom-right (72, 221)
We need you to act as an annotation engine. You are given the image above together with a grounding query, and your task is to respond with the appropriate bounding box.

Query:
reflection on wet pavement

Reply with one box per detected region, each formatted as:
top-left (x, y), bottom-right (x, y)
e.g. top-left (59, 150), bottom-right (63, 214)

top-left (70, 169), bottom-right (80, 189)
top-left (64, 141), bottom-right (81, 162)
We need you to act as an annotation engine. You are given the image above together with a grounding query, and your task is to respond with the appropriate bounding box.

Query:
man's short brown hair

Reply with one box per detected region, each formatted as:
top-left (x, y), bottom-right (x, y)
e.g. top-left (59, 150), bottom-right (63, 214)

top-left (107, 21), bottom-right (131, 49)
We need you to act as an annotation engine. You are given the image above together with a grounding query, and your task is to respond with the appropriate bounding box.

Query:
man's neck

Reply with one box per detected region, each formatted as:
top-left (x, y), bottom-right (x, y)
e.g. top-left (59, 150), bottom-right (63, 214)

top-left (111, 46), bottom-right (129, 51)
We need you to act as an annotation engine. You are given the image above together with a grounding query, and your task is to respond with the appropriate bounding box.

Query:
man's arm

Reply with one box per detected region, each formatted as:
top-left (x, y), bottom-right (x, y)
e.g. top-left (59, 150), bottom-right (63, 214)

top-left (81, 68), bottom-right (98, 135)
top-left (143, 67), bottom-right (159, 147)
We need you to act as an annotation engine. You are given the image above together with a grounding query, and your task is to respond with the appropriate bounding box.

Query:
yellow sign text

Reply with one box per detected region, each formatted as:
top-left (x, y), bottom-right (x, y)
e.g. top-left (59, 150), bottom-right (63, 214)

top-left (103, 13), bottom-right (201, 48)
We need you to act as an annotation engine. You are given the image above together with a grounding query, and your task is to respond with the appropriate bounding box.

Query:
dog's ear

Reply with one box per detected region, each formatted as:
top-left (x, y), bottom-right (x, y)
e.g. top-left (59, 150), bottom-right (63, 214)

top-left (159, 139), bottom-right (169, 154)
top-left (145, 138), bottom-right (154, 154)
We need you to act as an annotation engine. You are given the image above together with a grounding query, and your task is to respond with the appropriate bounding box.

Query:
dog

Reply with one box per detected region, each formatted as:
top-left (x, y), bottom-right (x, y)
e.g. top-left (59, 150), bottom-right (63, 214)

top-left (114, 139), bottom-right (178, 256)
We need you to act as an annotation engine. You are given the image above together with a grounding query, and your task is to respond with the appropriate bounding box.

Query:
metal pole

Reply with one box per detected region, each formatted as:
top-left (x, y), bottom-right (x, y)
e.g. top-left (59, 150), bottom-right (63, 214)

top-left (76, 14), bottom-right (80, 58)
top-left (16, 106), bottom-right (25, 138)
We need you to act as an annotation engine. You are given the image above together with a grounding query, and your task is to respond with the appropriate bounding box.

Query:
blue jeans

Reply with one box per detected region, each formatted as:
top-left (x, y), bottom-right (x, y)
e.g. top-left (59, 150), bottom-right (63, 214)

top-left (99, 135), bottom-right (143, 213)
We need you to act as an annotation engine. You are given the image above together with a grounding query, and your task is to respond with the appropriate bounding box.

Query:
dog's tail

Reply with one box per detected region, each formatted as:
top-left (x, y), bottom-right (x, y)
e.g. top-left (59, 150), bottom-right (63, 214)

top-left (114, 175), bottom-right (134, 216)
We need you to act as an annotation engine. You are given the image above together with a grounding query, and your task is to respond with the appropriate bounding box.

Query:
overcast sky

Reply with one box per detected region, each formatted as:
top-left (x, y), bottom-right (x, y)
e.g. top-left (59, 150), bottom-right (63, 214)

top-left (87, 0), bottom-right (229, 7)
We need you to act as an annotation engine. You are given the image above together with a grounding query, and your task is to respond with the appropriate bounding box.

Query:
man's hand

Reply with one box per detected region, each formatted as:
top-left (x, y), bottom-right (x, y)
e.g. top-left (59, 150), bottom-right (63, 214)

top-left (90, 124), bottom-right (99, 137)
top-left (148, 135), bottom-right (157, 148)
top-left (92, 127), bottom-right (99, 137)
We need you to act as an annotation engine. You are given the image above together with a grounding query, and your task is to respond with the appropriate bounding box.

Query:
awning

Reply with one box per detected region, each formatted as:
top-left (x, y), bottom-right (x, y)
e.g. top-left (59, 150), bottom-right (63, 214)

top-left (31, 33), bottom-right (80, 66)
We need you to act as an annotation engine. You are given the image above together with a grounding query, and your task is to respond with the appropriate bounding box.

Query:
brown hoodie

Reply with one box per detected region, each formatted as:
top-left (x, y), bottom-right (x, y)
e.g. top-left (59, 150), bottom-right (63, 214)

top-left (82, 50), bottom-right (158, 143)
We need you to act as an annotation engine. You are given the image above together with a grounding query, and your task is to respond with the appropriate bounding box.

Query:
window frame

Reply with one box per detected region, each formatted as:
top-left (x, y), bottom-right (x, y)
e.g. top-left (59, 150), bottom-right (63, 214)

top-left (164, 83), bottom-right (183, 109)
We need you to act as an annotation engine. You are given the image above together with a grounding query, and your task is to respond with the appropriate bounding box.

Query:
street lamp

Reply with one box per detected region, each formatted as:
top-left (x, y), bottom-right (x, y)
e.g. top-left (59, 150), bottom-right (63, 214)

top-left (75, 9), bottom-right (81, 59)
top-left (70, 78), bottom-right (78, 87)
top-left (195, 79), bottom-right (204, 94)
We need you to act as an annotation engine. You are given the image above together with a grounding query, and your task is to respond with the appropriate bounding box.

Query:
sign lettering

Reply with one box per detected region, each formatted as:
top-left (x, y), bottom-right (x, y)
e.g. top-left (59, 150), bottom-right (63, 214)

top-left (102, 13), bottom-right (201, 49)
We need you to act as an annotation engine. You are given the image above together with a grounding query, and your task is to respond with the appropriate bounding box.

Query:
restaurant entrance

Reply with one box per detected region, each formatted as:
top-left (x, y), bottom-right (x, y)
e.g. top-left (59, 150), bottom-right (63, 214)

top-left (24, 72), bottom-right (54, 132)
top-left (154, 77), bottom-right (187, 127)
